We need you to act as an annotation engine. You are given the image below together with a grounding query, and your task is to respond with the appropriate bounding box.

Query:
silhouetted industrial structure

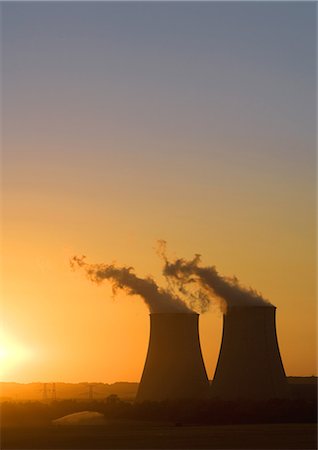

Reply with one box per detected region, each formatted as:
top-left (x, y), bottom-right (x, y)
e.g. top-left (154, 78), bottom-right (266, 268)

top-left (88, 384), bottom-right (95, 401)
top-left (51, 383), bottom-right (57, 401)
top-left (41, 383), bottom-right (48, 402)
top-left (212, 305), bottom-right (289, 400)
top-left (40, 383), bottom-right (57, 402)
top-left (136, 313), bottom-right (209, 402)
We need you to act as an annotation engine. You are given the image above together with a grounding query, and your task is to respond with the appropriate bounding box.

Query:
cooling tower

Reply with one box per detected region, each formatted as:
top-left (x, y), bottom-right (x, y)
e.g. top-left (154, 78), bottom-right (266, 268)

top-left (136, 313), bottom-right (209, 402)
top-left (212, 305), bottom-right (289, 400)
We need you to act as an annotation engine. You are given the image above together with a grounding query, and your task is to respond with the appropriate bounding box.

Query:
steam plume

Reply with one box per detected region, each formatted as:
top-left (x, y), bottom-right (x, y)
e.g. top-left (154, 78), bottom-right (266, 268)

top-left (158, 242), bottom-right (271, 313)
top-left (70, 255), bottom-right (193, 314)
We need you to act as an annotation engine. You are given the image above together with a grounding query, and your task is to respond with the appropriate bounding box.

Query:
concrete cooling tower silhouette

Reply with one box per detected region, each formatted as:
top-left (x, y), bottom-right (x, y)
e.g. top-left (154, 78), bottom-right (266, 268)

top-left (136, 313), bottom-right (209, 402)
top-left (212, 305), bottom-right (289, 400)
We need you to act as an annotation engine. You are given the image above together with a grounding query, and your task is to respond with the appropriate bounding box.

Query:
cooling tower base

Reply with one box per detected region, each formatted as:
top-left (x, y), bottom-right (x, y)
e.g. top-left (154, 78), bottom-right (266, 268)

top-left (136, 313), bottom-right (209, 402)
top-left (212, 306), bottom-right (289, 401)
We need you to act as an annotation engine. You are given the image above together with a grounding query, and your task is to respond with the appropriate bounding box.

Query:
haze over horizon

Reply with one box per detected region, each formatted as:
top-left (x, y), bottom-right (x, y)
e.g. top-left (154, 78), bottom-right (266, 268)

top-left (1, 2), bottom-right (316, 383)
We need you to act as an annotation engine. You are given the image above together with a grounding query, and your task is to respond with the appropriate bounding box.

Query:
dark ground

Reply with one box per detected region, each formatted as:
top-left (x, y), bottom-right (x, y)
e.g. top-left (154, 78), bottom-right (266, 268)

top-left (1, 421), bottom-right (317, 449)
top-left (1, 380), bottom-right (316, 449)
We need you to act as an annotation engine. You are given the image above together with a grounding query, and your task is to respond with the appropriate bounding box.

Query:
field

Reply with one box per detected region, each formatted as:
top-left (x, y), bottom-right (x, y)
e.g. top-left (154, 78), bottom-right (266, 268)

top-left (1, 393), bottom-right (316, 449)
top-left (1, 422), bottom-right (317, 449)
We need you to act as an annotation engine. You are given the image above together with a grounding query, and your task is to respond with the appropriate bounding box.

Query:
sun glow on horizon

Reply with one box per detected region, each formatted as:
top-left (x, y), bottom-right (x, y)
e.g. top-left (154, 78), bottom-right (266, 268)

top-left (0, 330), bottom-right (33, 381)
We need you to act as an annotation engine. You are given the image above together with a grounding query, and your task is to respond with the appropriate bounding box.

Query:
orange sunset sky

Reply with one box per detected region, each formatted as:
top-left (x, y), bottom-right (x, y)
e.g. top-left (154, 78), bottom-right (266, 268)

top-left (1, 2), bottom-right (316, 383)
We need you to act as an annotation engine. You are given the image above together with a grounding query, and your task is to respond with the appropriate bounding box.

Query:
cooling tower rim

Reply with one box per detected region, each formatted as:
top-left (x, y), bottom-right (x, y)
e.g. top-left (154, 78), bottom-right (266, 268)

top-left (148, 312), bottom-right (199, 316)
top-left (226, 304), bottom-right (275, 310)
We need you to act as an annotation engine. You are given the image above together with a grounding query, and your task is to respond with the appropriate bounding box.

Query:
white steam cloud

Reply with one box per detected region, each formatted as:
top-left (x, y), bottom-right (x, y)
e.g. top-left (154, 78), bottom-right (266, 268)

top-left (158, 241), bottom-right (272, 313)
top-left (70, 255), bottom-right (193, 314)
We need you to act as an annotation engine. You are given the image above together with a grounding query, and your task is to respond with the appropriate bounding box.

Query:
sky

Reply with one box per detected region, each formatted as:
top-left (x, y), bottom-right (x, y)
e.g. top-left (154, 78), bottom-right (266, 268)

top-left (1, 2), bottom-right (316, 383)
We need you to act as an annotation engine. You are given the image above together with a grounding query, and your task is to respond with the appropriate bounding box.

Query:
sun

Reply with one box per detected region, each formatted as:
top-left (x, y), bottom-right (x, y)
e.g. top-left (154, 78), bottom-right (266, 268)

top-left (0, 330), bottom-right (32, 380)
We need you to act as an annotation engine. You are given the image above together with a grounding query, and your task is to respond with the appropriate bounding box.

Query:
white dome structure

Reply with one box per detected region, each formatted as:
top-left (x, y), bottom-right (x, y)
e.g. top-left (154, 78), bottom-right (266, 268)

top-left (53, 411), bottom-right (106, 426)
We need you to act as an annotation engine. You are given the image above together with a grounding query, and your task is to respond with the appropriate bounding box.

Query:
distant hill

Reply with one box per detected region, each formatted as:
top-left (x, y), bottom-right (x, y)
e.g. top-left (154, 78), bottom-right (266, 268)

top-left (287, 376), bottom-right (317, 384)
top-left (0, 377), bottom-right (316, 401)
top-left (0, 381), bottom-right (139, 401)
top-left (287, 377), bottom-right (317, 400)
